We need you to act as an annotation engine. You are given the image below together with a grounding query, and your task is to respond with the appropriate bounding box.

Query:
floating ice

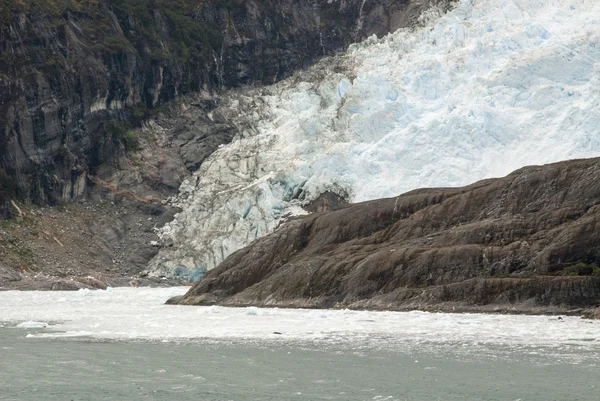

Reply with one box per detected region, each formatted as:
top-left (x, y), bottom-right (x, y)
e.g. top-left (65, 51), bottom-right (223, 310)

top-left (16, 321), bottom-right (49, 329)
top-left (26, 331), bottom-right (92, 338)
top-left (0, 288), bottom-right (599, 352)
top-left (149, 0), bottom-right (600, 279)
top-left (77, 287), bottom-right (112, 296)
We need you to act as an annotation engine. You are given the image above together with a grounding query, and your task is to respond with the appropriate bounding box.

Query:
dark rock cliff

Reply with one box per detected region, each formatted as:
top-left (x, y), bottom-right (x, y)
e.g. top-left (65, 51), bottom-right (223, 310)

top-left (170, 158), bottom-right (600, 315)
top-left (0, 0), bottom-right (451, 210)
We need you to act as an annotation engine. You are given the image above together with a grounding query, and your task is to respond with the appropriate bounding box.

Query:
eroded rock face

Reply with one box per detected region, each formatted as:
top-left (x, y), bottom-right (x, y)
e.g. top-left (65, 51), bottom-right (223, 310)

top-left (171, 158), bottom-right (600, 313)
top-left (0, 0), bottom-right (449, 208)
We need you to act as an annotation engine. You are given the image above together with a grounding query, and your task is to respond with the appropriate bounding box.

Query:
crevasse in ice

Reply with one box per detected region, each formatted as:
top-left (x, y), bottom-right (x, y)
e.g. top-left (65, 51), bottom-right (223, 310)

top-left (148, 0), bottom-right (600, 280)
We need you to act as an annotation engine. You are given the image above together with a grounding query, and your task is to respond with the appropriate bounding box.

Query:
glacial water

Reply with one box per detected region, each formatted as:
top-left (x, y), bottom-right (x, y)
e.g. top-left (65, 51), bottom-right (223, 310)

top-left (1, 288), bottom-right (599, 400)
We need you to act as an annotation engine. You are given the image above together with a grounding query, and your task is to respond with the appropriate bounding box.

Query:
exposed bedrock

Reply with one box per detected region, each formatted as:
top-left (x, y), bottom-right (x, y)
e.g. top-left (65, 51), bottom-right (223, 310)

top-left (171, 158), bottom-right (600, 314)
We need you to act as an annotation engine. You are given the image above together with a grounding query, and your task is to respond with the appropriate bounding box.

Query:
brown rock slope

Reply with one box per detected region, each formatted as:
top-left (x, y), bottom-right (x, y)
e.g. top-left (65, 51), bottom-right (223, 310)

top-left (170, 158), bottom-right (600, 315)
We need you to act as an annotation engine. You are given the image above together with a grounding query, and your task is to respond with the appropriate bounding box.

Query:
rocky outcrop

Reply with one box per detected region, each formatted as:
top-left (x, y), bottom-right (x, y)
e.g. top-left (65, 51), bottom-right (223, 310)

top-left (0, 0), bottom-right (452, 210)
top-left (170, 158), bottom-right (600, 314)
top-left (0, 261), bottom-right (23, 283)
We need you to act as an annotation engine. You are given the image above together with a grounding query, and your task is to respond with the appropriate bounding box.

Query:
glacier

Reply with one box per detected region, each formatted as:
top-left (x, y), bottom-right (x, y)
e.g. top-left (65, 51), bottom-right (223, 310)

top-left (148, 0), bottom-right (600, 280)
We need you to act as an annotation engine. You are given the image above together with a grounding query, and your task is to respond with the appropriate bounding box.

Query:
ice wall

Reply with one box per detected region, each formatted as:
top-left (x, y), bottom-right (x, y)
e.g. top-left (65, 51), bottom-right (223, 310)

top-left (148, 0), bottom-right (600, 280)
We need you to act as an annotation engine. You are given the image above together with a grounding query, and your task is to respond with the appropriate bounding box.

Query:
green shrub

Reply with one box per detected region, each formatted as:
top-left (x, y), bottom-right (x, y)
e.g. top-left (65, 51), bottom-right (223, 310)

top-left (104, 35), bottom-right (132, 51)
top-left (105, 120), bottom-right (139, 151)
top-left (0, 169), bottom-right (16, 202)
top-left (123, 130), bottom-right (140, 151)
top-left (554, 262), bottom-right (600, 277)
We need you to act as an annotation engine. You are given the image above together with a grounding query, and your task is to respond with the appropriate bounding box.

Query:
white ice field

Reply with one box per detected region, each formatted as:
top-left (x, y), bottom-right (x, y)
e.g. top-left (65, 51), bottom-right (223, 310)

top-left (148, 0), bottom-right (600, 280)
top-left (1, 287), bottom-right (599, 358)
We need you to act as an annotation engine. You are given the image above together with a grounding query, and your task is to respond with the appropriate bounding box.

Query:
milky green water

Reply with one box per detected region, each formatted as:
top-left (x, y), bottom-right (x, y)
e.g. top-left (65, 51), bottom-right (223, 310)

top-left (1, 327), bottom-right (598, 401)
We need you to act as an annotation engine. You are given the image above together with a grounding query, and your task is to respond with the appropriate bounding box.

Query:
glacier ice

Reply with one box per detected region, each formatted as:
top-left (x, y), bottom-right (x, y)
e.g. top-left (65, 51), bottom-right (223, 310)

top-left (148, 0), bottom-right (600, 280)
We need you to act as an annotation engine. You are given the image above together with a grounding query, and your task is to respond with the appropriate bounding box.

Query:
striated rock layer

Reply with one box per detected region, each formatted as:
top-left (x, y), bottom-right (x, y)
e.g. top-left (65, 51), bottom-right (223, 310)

top-left (170, 158), bottom-right (600, 315)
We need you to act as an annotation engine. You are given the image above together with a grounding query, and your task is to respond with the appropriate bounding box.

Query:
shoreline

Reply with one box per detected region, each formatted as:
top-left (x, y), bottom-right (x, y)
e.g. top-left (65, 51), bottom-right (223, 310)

top-left (167, 294), bottom-right (600, 320)
top-left (0, 276), bottom-right (185, 291)
top-left (3, 280), bottom-right (597, 319)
